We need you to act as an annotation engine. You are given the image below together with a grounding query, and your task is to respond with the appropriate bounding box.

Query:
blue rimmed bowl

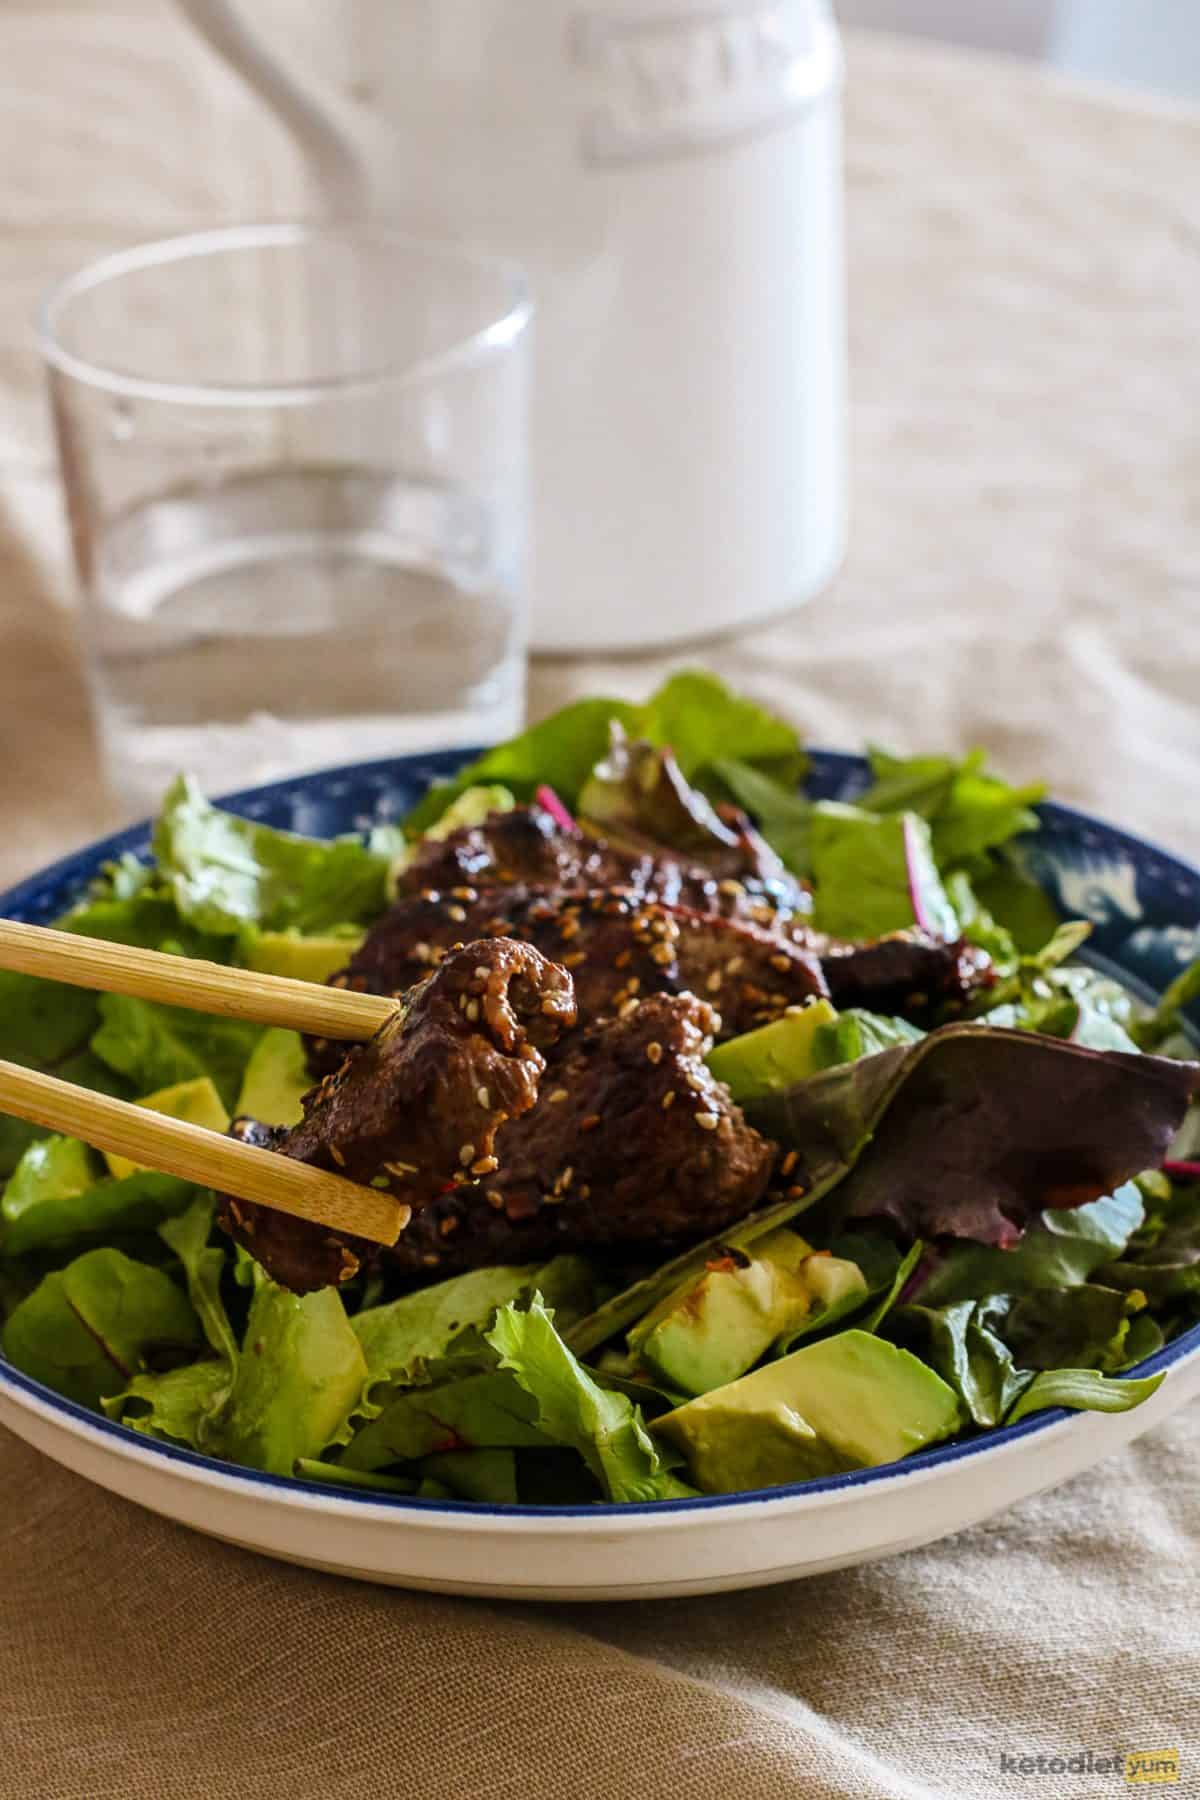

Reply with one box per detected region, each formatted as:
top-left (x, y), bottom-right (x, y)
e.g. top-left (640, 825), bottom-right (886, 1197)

top-left (1, 750), bottom-right (1198, 1602)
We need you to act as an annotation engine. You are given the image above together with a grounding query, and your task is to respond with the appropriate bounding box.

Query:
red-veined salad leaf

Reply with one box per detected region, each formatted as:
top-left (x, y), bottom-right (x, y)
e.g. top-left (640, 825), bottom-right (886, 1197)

top-left (746, 1025), bottom-right (1198, 1249)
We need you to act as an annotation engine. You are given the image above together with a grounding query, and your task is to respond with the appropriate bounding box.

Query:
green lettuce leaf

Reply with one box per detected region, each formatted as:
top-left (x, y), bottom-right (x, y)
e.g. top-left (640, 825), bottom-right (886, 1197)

top-left (1100, 1178), bottom-right (1200, 1303)
top-left (1000, 1286), bottom-right (1134, 1373)
top-left (153, 774), bottom-right (401, 935)
top-left (969, 856), bottom-right (1064, 956)
top-left (159, 1194), bottom-right (239, 1369)
top-left (294, 1459), bottom-right (417, 1495)
top-left (90, 993), bottom-right (262, 1110)
top-left (2, 1248), bottom-right (199, 1409)
top-left (221, 1280), bottom-right (368, 1475)
top-left (892, 1298), bottom-right (1031, 1427)
top-left (913, 1186), bottom-right (1145, 1307)
top-left (405, 671), bottom-right (802, 835)
top-left (1135, 955), bottom-right (1200, 1052)
top-left (487, 1295), bottom-right (696, 1502)
top-left (807, 805), bottom-right (959, 941)
top-left (109, 1197), bottom-right (241, 1451)
top-left (341, 1371), bottom-right (549, 1472)
top-left (810, 1009), bottom-right (925, 1070)
top-left (419, 1449), bottom-right (519, 1504)
top-left (352, 1256), bottom-right (594, 1398)
top-left (1004, 1367), bottom-right (1164, 1424)
top-left (708, 759), bottom-right (812, 874)
top-left (858, 747), bottom-right (1044, 866)
top-left (109, 1360), bottom-right (231, 1448)
top-left (1, 1131), bottom-right (196, 1256)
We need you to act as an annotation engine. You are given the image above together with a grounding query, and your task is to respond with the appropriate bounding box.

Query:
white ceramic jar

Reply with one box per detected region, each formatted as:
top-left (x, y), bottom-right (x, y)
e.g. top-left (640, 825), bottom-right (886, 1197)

top-left (177, 0), bottom-right (848, 652)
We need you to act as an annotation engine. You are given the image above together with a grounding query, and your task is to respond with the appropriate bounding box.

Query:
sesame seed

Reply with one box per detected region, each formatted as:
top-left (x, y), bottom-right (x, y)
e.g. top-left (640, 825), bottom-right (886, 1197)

top-left (579, 1185), bottom-right (592, 1201)
top-left (645, 1041), bottom-right (664, 1065)
top-left (474, 965), bottom-right (492, 980)
top-left (719, 879), bottom-right (746, 897)
top-left (548, 1088), bottom-right (569, 1105)
top-left (471, 1154), bottom-right (499, 1176)
top-left (560, 918), bottom-right (580, 941)
top-left (465, 1000), bottom-right (480, 1022)
top-left (329, 1145), bottom-right (346, 1167)
top-left (563, 950), bottom-right (587, 968)
top-left (452, 886), bottom-right (478, 902)
top-left (614, 949), bottom-right (632, 969)
top-left (780, 1149), bottom-right (799, 1176)
top-left (422, 1253), bottom-right (441, 1267)
top-left (696, 1112), bottom-right (720, 1131)
top-left (414, 942), bottom-right (432, 963)
top-left (784, 1004), bottom-right (810, 1017)
top-left (385, 1160), bottom-right (417, 1178)
top-left (625, 976), bottom-right (641, 995)
top-left (751, 904), bottom-right (774, 925)
top-left (486, 1190), bottom-right (505, 1211)
top-left (446, 904), bottom-right (467, 923)
top-left (618, 997), bottom-right (641, 1019)
top-left (708, 1011), bottom-right (723, 1034)
top-left (330, 973), bottom-right (349, 989)
top-left (685, 1070), bottom-right (706, 1091)
top-left (650, 943), bottom-right (674, 967)
top-left (420, 888), bottom-right (439, 902)
top-left (439, 1215), bottom-right (460, 1237)
top-left (541, 997), bottom-right (563, 1016)
top-left (787, 1184), bottom-right (807, 1199)
top-left (727, 956), bottom-right (745, 976)
top-left (770, 953), bottom-right (792, 973)
top-left (581, 1113), bottom-right (601, 1131)
top-left (706, 971), bottom-right (723, 993)
top-left (459, 1143), bottom-right (476, 1166)
top-left (557, 1166), bottom-right (574, 1193)
top-left (541, 1190), bottom-right (565, 1206)
top-left (661, 1091), bottom-right (676, 1110)
top-left (476, 1085), bottom-right (490, 1109)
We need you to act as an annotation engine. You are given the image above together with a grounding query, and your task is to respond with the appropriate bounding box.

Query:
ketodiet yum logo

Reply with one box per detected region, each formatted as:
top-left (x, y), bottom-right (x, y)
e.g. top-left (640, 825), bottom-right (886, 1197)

top-left (573, 2), bottom-right (839, 163)
top-left (996, 1747), bottom-right (1180, 1785)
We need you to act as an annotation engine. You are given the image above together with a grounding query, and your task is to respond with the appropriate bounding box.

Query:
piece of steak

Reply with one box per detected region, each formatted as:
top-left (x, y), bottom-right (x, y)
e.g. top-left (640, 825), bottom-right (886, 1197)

top-left (216, 938), bottom-right (575, 1293)
top-left (355, 991), bottom-right (777, 1278)
top-left (308, 883), bottom-right (829, 1078)
top-left (401, 803), bottom-right (813, 929)
top-left (821, 933), bottom-right (995, 1022)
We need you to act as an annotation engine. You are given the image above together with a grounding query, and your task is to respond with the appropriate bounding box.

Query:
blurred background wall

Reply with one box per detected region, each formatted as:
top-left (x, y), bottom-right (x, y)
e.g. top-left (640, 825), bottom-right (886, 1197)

top-left (836, 0), bottom-right (1200, 101)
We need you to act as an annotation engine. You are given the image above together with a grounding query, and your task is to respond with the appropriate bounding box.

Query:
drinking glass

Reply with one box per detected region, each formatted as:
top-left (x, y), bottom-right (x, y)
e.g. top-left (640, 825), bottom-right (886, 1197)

top-left (39, 223), bottom-right (532, 815)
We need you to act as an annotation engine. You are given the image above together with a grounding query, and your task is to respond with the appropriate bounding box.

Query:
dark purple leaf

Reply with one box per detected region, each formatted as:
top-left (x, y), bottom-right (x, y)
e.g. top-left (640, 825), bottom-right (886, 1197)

top-left (745, 1025), bottom-right (1199, 1249)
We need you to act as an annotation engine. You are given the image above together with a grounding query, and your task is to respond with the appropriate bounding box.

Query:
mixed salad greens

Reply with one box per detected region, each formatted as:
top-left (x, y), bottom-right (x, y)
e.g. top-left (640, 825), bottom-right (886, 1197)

top-left (2, 671), bottom-right (1199, 1508)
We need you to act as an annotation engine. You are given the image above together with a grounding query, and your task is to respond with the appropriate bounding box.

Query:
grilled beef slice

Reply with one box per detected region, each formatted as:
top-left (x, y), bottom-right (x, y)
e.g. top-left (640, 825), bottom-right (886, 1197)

top-left (381, 991), bottom-right (776, 1276)
top-left (217, 937), bottom-right (575, 1293)
top-left (307, 882), bottom-right (828, 1078)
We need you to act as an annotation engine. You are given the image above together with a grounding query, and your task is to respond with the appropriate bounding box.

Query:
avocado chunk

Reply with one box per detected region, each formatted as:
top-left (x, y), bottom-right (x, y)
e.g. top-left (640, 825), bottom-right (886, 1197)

top-left (654, 1329), bottom-right (962, 1493)
top-left (637, 1246), bottom-right (813, 1397)
top-left (706, 1001), bottom-right (838, 1103)
top-left (105, 1077), bottom-right (231, 1181)
top-left (245, 929), bottom-right (365, 985)
top-left (802, 1251), bottom-right (871, 1316)
top-left (425, 784), bottom-right (516, 840)
top-left (236, 1028), bottom-right (313, 1128)
top-left (633, 1231), bottom-right (873, 1396)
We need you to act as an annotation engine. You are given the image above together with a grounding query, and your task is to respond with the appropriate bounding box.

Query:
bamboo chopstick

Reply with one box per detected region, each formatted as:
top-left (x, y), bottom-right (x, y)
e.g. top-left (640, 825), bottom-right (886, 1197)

top-left (0, 919), bottom-right (396, 1042)
top-left (0, 1059), bottom-right (407, 1246)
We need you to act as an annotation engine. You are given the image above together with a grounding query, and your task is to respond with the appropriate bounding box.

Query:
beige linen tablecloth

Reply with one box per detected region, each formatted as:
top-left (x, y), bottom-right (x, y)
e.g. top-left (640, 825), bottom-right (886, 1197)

top-left (3, 18), bottom-right (1200, 1797)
